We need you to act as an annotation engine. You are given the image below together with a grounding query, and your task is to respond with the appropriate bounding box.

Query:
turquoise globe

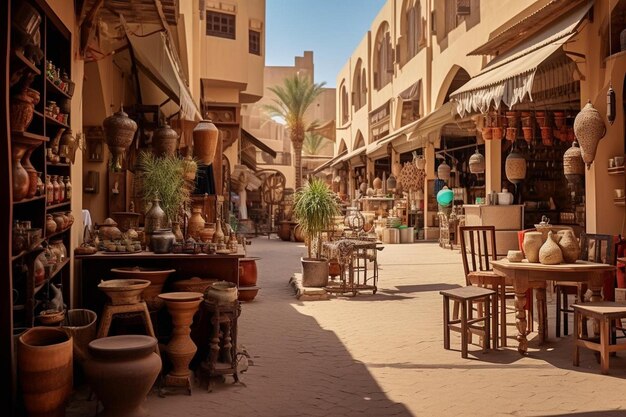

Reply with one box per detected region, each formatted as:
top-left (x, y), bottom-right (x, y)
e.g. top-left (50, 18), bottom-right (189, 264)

top-left (436, 188), bottom-right (454, 206)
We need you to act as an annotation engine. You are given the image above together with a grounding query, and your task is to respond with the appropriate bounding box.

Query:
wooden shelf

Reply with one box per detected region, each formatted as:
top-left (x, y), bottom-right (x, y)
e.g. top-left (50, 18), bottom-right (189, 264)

top-left (12, 131), bottom-right (49, 144)
top-left (14, 195), bottom-right (45, 205)
top-left (46, 201), bottom-right (71, 211)
top-left (46, 78), bottom-right (72, 99)
top-left (45, 227), bottom-right (71, 240)
top-left (608, 167), bottom-right (624, 176)
top-left (13, 304), bottom-right (25, 312)
top-left (12, 50), bottom-right (41, 75)
top-left (45, 115), bottom-right (70, 129)
top-left (46, 162), bottom-right (70, 167)
top-left (12, 240), bottom-right (45, 262)
top-left (34, 258), bottom-right (70, 294)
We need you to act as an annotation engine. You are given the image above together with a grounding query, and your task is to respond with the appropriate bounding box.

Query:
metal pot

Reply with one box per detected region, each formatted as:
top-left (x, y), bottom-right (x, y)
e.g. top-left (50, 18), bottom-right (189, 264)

top-left (150, 228), bottom-right (175, 254)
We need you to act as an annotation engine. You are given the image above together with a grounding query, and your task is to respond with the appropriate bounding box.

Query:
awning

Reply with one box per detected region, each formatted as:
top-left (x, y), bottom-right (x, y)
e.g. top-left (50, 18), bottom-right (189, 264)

top-left (450, 2), bottom-right (592, 117)
top-left (332, 146), bottom-right (366, 167)
top-left (310, 119), bottom-right (336, 142)
top-left (242, 129), bottom-right (277, 158)
top-left (313, 150), bottom-right (347, 173)
top-left (126, 30), bottom-right (202, 121)
top-left (366, 119), bottom-right (420, 156)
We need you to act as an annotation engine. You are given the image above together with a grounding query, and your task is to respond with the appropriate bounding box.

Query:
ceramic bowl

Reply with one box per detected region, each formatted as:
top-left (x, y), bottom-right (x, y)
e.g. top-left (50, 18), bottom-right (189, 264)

top-left (507, 250), bottom-right (524, 263)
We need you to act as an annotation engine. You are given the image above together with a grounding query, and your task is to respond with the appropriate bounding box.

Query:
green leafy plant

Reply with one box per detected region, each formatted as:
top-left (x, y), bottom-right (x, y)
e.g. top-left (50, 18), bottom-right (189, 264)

top-left (136, 151), bottom-right (193, 222)
top-left (292, 178), bottom-right (341, 259)
top-left (302, 131), bottom-right (330, 156)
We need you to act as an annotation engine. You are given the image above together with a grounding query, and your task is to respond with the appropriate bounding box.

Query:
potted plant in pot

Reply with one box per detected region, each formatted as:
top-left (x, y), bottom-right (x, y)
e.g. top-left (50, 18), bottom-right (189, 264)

top-left (293, 178), bottom-right (341, 287)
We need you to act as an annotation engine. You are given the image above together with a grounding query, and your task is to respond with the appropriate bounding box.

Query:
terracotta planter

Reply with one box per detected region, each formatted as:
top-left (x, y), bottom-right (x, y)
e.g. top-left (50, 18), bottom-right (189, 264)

top-left (199, 223), bottom-right (215, 243)
top-left (192, 120), bottom-right (219, 165)
top-left (535, 111), bottom-right (546, 128)
top-left (553, 111), bottom-right (565, 129)
top-left (293, 224), bottom-right (305, 242)
top-left (482, 127), bottom-right (493, 140)
top-left (84, 335), bottom-right (161, 417)
top-left (158, 292), bottom-right (203, 387)
top-left (98, 279), bottom-right (151, 306)
top-left (492, 127), bottom-right (503, 140)
top-left (152, 123), bottom-right (179, 157)
top-left (239, 257), bottom-right (259, 287)
top-left (18, 327), bottom-right (73, 417)
top-left (102, 109), bottom-right (138, 170)
top-left (110, 268), bottom-right (175, 311)
top-left (506, 127), bottom-right (517, 141)
top-left (11, 91), bottom-right (34, 132)
top-left (540, 126), bottom-right (553, 146)
top-left (522, 127), bottom-right (533, 143)
top-left (278, 221), bottom-right (292, 241)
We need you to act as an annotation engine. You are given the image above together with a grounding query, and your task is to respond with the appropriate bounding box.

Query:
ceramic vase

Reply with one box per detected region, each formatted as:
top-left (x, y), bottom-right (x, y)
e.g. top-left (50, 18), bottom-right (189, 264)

top-left (171, 222), bottom-right (184, 241)
top-left (150, 228), bottom-right (175, 254)
top-left (46, 214), bottom-right (57, 235)
top-left (187, 205), bottom-right (205, 240)
top-left (84, 335), bottom-right (161, 417)
top-left (557, 230), bottom-right (580, 264)
top-left (574, 101), bottom-right (606, 168)
top-left (523, 232), bottom-right (543, 263)
top-left (144, 196), bottom-right (167, 243)
top-left (18, 327), bottom-right (73, 417)
top-left (152, 124), bottom-right (179, 157)
top-left (539, 231), bottom-right (563, 265)
top-left (12, 139), bottom-right (30, 201)
top-left (192, 120), bottom-right (219, 165)
top-left (102, 109), bottom-right (138, 171)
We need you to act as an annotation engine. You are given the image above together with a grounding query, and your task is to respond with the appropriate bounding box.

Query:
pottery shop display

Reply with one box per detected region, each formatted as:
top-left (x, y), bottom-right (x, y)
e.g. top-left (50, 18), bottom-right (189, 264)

top-left (61, 309), bottom-right (97, 364)
top-left (152, 123), bottom-right (179, 157)
top-left (574, 101), bottom-right (606, 168)
top-left (110, 268), bottom-right (175, 311)
top-left (144, 195), bottom-right (167, 243)
top-left (192, 120), bottom-right (219, 165)
top-left (150, 228), bottom-right (176, 254)
top-left (18, 327), bottom-right (73, 417)
top-left (563, 141), bottom-right (585, 184)
top-left (539, 231), bottom-right (563, 265)
top-left (523, 232), bottom-right (543, 263)
top-left (158, 292), bottom-right (204, 393)
top-left (84, 335), bottom-right (161, 417)
top-left (102, 108), bottom-right (138, 170)
top-left (557, 230), bottom-right (580, 264)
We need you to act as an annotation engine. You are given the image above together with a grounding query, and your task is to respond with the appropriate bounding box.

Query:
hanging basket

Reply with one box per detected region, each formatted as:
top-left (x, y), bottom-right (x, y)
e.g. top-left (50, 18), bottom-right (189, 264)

top-left (574, 101), bottom-right (606, 168)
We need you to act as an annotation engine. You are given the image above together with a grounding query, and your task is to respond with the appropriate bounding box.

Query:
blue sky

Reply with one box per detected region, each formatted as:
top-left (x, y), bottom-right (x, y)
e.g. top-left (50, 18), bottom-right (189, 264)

top-left (266, 0), bottom-right (387, 87)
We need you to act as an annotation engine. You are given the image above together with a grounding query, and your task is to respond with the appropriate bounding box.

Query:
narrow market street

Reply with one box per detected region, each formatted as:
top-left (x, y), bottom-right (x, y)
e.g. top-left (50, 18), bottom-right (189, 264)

top-left (137, 238), bottom-right (626, 417)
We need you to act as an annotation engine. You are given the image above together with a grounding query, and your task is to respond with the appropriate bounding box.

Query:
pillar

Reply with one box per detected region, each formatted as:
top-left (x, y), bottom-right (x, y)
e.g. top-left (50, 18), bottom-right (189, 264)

top-left (485, 139), bottom-right (501, 195)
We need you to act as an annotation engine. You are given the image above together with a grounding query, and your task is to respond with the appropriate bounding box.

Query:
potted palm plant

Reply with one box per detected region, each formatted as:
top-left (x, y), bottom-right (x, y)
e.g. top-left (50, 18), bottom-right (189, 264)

top-left (292, 178), bottom-right (341, 287)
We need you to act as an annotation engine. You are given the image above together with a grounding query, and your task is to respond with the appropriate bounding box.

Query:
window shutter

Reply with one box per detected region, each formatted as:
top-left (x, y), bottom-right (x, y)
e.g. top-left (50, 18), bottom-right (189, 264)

top-left (456, 0), bottom-right (471, 15)
top-left (386, 46), bottom-right (394, 74)
top-left (374, 71), bottom-right (379, 89)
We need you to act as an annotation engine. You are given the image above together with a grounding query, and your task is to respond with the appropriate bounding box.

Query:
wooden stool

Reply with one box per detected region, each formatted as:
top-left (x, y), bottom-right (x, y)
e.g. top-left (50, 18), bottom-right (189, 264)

top-left (97, 301), bottom-right (159, 356)
top-left (441, 286), bottom-right (496, 358)
top-left (573, 302), bottom-right (626, 374)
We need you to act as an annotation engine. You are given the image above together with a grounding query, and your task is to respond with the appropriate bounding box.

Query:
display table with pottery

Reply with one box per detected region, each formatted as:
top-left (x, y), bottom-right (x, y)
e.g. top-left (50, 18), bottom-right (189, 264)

top-left (158, 292), bottom-right (204, 395)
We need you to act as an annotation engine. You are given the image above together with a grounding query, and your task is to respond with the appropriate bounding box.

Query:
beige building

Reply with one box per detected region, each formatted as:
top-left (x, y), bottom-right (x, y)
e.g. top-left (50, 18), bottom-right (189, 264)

top-left (334, 0), bottom-right (625, 239)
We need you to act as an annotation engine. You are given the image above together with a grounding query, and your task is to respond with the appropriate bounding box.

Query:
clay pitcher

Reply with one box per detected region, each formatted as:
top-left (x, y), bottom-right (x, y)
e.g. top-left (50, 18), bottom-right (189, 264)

top-left (187, 204), bottom-right (205, 240)
top-left (539, 231), bottom-right (563, 265)
top-left (558, 230), bottom-right (581, 264)
top-left (523, 232), bottom-right (543, 263)
top-left (18, 327), bottom-right (73, 417)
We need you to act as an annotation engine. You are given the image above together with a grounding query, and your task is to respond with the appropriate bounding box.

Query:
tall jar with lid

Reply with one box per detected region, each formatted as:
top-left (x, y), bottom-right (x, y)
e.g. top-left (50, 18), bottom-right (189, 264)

top-left (64, 176), bottom-right (72, 201)
top-left (45, 175), bottom-right (53, 204)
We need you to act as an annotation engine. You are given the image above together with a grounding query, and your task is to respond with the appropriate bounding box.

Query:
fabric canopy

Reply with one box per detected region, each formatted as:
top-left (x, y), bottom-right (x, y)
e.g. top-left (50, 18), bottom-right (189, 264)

top-left (450, 2), bottom-right (592, 117)
top-left (332, 146), bottom-right (366, 167)
top-left (406, 102), bottom-right (457, 148)
top-left (313, 150), bottom-right (347, 173)
top-left (127, 30), bottom-right (202, 121)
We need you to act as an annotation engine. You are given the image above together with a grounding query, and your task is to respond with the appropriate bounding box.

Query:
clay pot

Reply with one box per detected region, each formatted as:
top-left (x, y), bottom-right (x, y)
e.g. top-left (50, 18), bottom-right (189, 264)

top-left (187, 205), bottom-right (205, 240)
top-left (278, 221), bottom-right (292, 241)
top-left (563, 141), bottom-right (585, 184)
top-left (110, 268), bottom-right (175, 311)
top-left (522, 127), bottom-right (533, 143)
top-left (199, 223), bottom-right (215, 242)
top-left (574, 101), bottom-right (606, 168)
top-left (150, 228), bottom-right (175, 254)
top-left (192, 120), bottom-right (219, 165)
top-left (61, 309), bottom-right (97, 364)
top-left (144, 196), bottom-right (167, 243)
top-left (10, 91), bottom-right (34, 132)
top-left (26, 169), bottom-right (39, 199)
top-left (152, 123), bottom-right (179, 157)
top-left (523, 232), bottom-right (543, 263)
top-left (482, 127), bottom-right (493, 140)
top-left (12, 139), bottom-right (30, 201)
top-left (18, 327), bottom-right (73, 417)
top-left (238, 286), bottom-right (259, 302)
top-left (158, 292), bottom-right (203, 384)
top-left (205, 281), bottom-right (238, 305)
top-left (84, 335), bottom-right (161, 417)
top-left (239, 257), bottom-right (259, 287)
top-left (53, 213), bottom-right (65, 232)
top-left (212, 218), bottom-right (225, 244)
top-left (505, 148), bottom-right (526, 185)
top-left (99, 218), bottom-right (122, 240)
top-left (557, 230), bottom-right (580, 264)
top-left (539, 231), bottom-right (563, 265)
top-left (468, 149), bottom-right (485, 174)
top-left (535, 111), bottom-right (546, 127)
top-left (540, 126), bottom-right (553, 146)
top-left (98, 279), bottom-right (151, 306)
top-left (102, 109), bottom-right (138, 170)
top-left (492, 127), bottom-right (504, 140)
top-left (45, 214), bottom-right (57, 235)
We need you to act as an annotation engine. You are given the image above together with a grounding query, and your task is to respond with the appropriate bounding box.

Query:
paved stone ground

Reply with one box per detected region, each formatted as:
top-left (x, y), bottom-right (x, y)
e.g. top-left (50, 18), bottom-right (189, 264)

top-left (71, 238), bottom-right (626, 416)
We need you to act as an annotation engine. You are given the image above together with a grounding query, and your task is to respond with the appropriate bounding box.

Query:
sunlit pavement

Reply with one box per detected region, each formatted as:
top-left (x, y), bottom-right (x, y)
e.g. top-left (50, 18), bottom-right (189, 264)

top-left (73, 238), bottom-right (626, 417)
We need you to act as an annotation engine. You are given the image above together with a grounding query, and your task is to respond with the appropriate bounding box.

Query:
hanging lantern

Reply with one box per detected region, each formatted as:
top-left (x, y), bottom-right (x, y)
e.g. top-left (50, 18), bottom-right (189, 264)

top-left (102, 108), bottom-right (138, 170)
top-left (505, 146), bottom-right (526, 184)
top-left (573, 101), bottom-right (606, 169)
top-left (607, 84), bottom-right (616, 125)
top-left (563, 141), bottom-right (585, 184)
top-left (436, 186), bottom-right (454, 207)
top-left (468, 149), bottom-right (485, 174)
top-left (437, 160), bottom-right (451, 181)
top-left (386, 173), bottom-right (397, 190)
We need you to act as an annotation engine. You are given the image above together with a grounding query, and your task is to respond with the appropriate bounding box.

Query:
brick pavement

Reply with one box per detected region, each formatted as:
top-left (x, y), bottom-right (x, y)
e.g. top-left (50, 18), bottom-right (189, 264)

top-left (71, 238), bottom-right (626, 416)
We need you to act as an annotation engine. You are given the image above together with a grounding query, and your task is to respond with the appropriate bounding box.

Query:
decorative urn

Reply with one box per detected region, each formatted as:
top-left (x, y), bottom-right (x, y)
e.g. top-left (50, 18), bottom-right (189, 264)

top-left (152, 123), bottom-right (179, 157)
top-left (102, 108), bottom-right (138, 170)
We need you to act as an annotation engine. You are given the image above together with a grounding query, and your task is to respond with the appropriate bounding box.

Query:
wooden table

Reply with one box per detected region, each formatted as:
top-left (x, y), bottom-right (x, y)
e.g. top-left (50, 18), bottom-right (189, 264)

top-left (491, 259), bottom-right (616, 354)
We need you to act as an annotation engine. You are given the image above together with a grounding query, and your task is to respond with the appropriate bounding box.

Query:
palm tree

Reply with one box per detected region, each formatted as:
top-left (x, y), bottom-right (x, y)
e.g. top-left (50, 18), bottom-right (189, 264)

top-left (302, 131), bottom-right (329, 156)
top-left (263, 74), bottom-right (326, 189)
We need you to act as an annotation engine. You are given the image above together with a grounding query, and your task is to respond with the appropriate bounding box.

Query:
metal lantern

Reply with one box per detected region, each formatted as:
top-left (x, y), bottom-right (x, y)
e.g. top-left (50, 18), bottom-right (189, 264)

top-left (607, 84), bottom-right (616, 125)
top-left (468, 149), bottom-right (485, 174)
top-left (386, 173), bottom-right (397, 190)
top-left (563, 141), bottom-right (584, 184)
top-left (574, 101), bottom-right (606, 169)
top-left (437, 160), bottom-right (451, 181)
top-left (505, 147), bottom-right (526, 184)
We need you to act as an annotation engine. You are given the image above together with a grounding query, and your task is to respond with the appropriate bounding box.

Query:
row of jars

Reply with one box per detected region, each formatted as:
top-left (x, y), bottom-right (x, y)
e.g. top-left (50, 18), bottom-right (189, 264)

top-left (45, 175), bottom-right (71, 205)
top-left (45, 211), bottom-right (74, 235)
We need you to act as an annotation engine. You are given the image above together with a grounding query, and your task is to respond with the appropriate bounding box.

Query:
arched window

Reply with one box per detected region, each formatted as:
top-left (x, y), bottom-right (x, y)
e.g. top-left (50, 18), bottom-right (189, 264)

top-left (340, 82), bottom-right (349, 124)
top-left (352, 59), bottom-right (364, 111)
top-left (373, 22), bottom-right (393, 90)
top-left (361, 68), bottom-right (367, 107)
top-left (401, 0), bottom-right (422, 64)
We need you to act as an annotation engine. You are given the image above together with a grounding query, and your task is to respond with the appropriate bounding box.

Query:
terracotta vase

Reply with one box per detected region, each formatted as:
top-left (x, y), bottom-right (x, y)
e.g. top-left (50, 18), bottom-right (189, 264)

top-left (12, 139), bottom-right (30, 201)
top-left (18, 327), bottom-right (73, 417)
top-left (278, 221), bottom-right (291, 241)
top-left (10, 90), bottom-right (34, 132)
top-left (22, 143), bottom-right (38, 198)
top-left (574, 101), bottom-right (606, 168)
top-left (540, 126), bottom-right (553, 146)
top-left (205, 281), bottom-right (237, 305)
top-left (171, 222), bottom-right (184, 241)
top-left (152, 124), bottom-right (179, 157)
top-left (239, 257), bottom-right (259, 287)
top-left (523, 232), bottom-right (543, 263)
top-left (144, 196), bottom-right (167, 243)
top-left (212, 217), bottom-right (225, 244)
top-left (563, 141), bottom-right (585, 184)
top-left (158, 292), bottom-right (203, 388)
top-left (539, 231), bottom-right (563, 265)
top-left (199, 223), bottom-right (215, 243)
top-left (192, 120), bottom-right (219, 165)
top-left (557, 230), bottom-right (580, 264)
top-left (187, 205), bottom-right (205, 240)
top-left (522, 127), bottom-right (533, 143)
top-left (492, 127), bottom-right (504, 140)
top-left (84, 335), bottom-right (161, 417)
top-left (110, 267), bottom-right (175, 311)
top-left (102, 109), bottom-right (138, 170)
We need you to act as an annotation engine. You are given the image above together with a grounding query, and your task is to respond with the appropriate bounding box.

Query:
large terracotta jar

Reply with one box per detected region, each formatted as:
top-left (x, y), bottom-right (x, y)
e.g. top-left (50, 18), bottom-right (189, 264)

top-left (18, 327), bottom-right (73, 417)
top-left (84, 335), bottom-right (161, 417)
top-left (192, 120), bottom-right (219, 165)
top-left (539, 231), bottom-right (564, 265)
top-left (12, 139), bottom-right (31, 201)
top-left (557, 230), bottom-right (581, 264)
top-left (523, 232), bottom-right (543, 263)
top-left (102, 109), bottom-right (138, 170)
top-left (158, 292), bottom-right (203, 391)
top-left (278, 221), bottom-right (292, 241)
top-left (110, 267), bottom-right (176, 311)
top-left (152, 123), bottom-right (179, 157)
top-left (239, 257), bottom-right (259, 287)
top-left (187, 204), bottom-right (205, 240)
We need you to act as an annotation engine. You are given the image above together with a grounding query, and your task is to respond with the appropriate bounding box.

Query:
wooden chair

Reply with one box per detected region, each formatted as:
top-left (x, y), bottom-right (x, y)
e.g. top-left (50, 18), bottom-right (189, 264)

top-left (555, 233), bottom-right (615, 337)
